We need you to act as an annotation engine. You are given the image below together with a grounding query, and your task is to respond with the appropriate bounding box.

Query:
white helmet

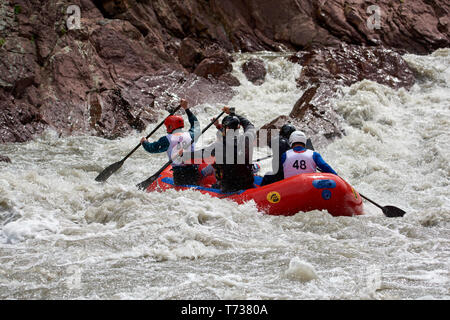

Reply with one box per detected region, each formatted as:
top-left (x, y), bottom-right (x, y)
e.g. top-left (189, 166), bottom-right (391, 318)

top-left (289, 130), bottom-right (307, 146)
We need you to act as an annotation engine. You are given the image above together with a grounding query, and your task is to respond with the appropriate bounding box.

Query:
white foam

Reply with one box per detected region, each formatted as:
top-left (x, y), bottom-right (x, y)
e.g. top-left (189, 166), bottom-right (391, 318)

top-left (285, 257), bottom-right (318, 282)
top-left (0, 49), bottom-right (449, 299)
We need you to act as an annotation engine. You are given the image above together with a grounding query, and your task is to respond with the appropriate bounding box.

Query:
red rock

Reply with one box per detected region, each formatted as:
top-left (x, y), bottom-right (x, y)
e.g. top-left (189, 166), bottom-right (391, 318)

top-left (291, 44), bottom-right (416, 90)
top-left (1, 0), bottom-right (449, 144)
top-left (218, 73), bottom-right (241, 87)
top-left (0, 95), bottom-right (47, 143)
top-left (242, 58), bottom-right (267, 85)
top-left (178, 38), bottom-right (203, 69)
top-left (194, 56), bottom-right (232, 79)
top-left (178, 38), bottom-right (235, 81)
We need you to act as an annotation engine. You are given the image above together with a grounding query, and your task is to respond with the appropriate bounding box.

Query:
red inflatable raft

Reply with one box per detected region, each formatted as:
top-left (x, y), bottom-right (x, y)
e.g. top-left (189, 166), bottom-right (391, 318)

top-left (145, 160), bottom-right (364, 217)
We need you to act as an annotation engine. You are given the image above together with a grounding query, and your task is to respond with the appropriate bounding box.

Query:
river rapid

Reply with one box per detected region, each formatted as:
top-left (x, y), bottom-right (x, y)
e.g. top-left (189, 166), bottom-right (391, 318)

top-left (0, 49), bottom-right (449, 300)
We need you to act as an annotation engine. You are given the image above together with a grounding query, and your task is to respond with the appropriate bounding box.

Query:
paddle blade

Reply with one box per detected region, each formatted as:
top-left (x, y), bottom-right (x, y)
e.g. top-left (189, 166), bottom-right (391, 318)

top-left (95, 160), bottom-right (124, 182)
top-left (382, 206), bottom-right (406, 218)
top-left (136, 174), bottom-right (158, 191)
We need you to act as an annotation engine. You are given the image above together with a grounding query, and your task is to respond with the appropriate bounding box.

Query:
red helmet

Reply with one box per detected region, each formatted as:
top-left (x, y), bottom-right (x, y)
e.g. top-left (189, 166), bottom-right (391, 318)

top-left (164, 115), bottom-right (184, 133)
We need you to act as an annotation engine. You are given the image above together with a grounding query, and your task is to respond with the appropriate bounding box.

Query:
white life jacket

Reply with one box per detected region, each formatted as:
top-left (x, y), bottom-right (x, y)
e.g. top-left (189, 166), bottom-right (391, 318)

top-left (282, 148), bottom-right (317, 178)
top-left (166, 131), bottom-right (194, 166)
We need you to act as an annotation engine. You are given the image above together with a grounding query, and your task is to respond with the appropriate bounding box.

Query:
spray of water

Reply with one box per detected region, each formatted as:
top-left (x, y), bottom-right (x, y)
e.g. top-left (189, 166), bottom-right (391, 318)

top-left (0, 49), bottom-right (448, 299)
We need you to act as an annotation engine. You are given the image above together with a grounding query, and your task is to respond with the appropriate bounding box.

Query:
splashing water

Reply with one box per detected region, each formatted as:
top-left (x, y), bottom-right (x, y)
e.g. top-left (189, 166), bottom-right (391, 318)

top-left (0, 50), bottom-right (449, 300)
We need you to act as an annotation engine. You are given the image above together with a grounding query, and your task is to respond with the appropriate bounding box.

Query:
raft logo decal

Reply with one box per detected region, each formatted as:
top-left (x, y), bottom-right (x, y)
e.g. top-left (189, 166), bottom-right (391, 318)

top-left (322, 189), bottom-right (332, 200)
top-left (267, 191), bottom-right (281, 204)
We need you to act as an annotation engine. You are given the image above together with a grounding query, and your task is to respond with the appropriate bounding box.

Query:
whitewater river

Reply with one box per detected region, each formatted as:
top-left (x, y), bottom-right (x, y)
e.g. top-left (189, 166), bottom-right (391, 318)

top-left (0, 49), bottom-right (449, 300)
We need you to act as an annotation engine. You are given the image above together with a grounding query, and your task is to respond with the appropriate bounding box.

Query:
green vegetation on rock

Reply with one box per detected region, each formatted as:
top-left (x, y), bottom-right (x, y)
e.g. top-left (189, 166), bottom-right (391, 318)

top-left (14, 5), bottom-right (22, 15)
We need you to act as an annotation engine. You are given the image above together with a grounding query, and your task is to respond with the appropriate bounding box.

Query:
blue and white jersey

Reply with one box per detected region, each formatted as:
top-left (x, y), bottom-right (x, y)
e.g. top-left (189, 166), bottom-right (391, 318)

top-left (281, 146), bottom-right (337, 178)
top-left (166, 131), bottom-right (194, 166)
top-left (282, 148), bottom-right (317, 178)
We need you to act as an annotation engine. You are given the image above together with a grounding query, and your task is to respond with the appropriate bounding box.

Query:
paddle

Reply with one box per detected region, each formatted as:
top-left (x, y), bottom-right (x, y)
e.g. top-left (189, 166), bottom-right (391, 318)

top-left (357, 194), bottom-right (406, 218)
top-left (307, 141), bottom-right (406, 218)
top-left (253, 155), bottom-right (273, 162)
top-left (136, 110), bottom-right (226, 191)
top-left (95, 104), bottom-right (182, 182)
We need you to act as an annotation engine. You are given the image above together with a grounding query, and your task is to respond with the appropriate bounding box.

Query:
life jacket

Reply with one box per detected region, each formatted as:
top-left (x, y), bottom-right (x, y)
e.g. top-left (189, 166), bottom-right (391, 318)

top-left (282, 148), bottom-right (317, 178)
top-left (213, 136), bottom-right (254, 192)
top-left (166, 131), bottom-right (194, 167)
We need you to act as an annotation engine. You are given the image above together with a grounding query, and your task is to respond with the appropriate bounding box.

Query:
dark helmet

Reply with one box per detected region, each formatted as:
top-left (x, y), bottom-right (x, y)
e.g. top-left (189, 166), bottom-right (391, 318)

top-left (280, 124), bottom-right (296, 139)
top-left (222, 115), bottom-right (240, 130)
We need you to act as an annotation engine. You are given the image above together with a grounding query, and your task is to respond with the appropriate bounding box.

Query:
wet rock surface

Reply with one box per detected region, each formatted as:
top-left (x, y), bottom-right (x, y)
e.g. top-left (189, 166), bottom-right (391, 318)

top-left (0, 0), bottom-right (448, 143)
top-left (0, 155), bottom-right (12, 163)
top-left (0, 0), bottom-right (239, 143)
top-left (290, 44), bottom-right (416, 90)
top-left (242, 58), bottom-right (267, 85)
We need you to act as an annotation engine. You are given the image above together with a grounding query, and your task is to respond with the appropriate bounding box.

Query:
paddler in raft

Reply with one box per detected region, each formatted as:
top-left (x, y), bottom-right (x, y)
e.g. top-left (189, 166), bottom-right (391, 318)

top-left (260, 123), bottom-right (297, 186)
top-left (140, 99), bottom-right (201, 186)
top-left (199, 107), bottom-right (257, 193)
top-left (279, 130), bottom-right (337, 179)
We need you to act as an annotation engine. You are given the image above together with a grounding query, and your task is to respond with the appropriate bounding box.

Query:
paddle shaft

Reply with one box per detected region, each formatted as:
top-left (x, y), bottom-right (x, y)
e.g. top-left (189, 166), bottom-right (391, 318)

top-left (254, 155), bottom-right (273, 162)
top-left (137, 111), bottom-right (226, 190)
top-left (357, 193), bottom-right (383, 210)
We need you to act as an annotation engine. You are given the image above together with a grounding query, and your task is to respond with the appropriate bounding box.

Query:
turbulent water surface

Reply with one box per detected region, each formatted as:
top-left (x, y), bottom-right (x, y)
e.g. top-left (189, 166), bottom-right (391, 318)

top-left (0, 50), bottom-right (449, 300)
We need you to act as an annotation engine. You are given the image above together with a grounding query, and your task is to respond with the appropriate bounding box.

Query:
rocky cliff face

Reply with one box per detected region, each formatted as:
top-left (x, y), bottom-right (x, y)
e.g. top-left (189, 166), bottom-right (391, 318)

top-left (0, 0), bottom-right (449, 144)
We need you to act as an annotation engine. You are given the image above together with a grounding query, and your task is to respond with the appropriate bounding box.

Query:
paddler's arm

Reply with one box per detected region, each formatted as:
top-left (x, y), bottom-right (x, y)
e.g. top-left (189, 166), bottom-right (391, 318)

top-left (235, 114), bottom-right (255, 134)
top-left (313, 152), bottom-right (338, 175)
top-left (222, 106), bottom-right (254, 134)
top-left (140, 136), bottom-right (170, 153)
top-left (181, 99), bottom-right (201, 141)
